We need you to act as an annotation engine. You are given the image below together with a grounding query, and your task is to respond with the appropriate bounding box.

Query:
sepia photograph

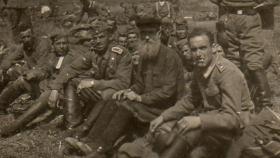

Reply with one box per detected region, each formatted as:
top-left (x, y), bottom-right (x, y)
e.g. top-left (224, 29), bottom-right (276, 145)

top-left (0, 0), bottom-right (279, 157)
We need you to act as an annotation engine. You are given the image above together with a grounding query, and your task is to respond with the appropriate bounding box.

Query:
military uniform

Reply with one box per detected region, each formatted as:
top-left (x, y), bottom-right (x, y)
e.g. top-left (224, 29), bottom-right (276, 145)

top-left (119, 55), bottom-right (254, 158)
top-left (64, 41), bottom-right (185, 157)
top-left (226, 106), bottom-right (280, 158)
top-left (0, 43), bottom-right (82, 136)
top-left (0, 37), bottom-right (51, 93)
top-left (211, 0), bottom-right (278, 109)
top-left (153, 1), bottom-right (174, 20)
top-left (49, 44), bottom-right (132, 128)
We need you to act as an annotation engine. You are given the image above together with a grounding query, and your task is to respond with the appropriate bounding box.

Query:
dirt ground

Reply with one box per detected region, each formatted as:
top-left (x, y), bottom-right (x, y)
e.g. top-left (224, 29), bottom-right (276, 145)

top-left (0, 1), bottom-right (279, 158)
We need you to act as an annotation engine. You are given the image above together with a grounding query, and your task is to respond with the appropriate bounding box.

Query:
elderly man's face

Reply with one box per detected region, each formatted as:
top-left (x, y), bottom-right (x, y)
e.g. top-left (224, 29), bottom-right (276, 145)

top-left (92, 32), bottom-right (109, 53)
top-left (53, 37), bottom-right (69, 56)
top-left (190, 35), bottom-right (213, 69)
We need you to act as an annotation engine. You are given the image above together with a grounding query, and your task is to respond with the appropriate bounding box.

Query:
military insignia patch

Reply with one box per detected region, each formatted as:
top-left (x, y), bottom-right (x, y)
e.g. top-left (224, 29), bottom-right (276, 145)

top-left (112, 47), bottom-right (123, 55)
top-left (216, 62), bottom-right (225, 72)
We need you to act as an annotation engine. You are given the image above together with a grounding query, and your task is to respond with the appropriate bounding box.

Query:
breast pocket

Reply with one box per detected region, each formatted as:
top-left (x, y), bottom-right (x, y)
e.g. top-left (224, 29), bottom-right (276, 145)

top-left (205, 84), bottom-right (220, 97)
top-left (106, 56), bottom-right (118, 78)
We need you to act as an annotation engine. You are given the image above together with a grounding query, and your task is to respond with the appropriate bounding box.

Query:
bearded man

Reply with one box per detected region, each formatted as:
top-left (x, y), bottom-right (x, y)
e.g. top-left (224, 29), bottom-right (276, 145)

top-left (64, 18), bottom-right (184, 158)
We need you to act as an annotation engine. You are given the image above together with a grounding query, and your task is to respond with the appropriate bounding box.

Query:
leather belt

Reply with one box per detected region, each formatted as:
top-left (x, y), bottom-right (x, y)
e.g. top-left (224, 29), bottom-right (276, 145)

top-left (224, 7), bottom-right (257, 15)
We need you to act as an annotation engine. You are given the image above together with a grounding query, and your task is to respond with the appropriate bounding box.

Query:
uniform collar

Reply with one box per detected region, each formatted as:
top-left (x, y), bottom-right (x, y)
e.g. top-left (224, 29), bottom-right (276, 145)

top-left (202, 55), bottom-right (219, 79)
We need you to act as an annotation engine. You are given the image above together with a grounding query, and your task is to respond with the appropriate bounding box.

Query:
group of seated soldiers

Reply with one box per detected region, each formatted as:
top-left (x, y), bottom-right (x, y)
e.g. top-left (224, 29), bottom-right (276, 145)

top-left (0, 1), bottom-right (278, 158)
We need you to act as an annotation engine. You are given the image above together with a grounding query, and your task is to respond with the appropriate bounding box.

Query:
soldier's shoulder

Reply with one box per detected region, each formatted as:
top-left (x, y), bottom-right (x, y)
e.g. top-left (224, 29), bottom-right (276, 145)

top-left (109, 45), bottom-right (128, 55)
top-left (214, 56), bottom-right (243, 76)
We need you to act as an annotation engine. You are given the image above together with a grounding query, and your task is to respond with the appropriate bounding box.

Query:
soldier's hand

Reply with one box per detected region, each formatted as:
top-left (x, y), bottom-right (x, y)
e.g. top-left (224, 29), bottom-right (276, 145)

top-left (112, 90), bottom-right (126, 100)
top-left (24, 71), bottom-right (37, 81)
top-left (125, 91), bottom-right (142, 102)
top-left (177, 116), bottom-right (201, 134)
top-left (77, 79), bottom-right (95, 93)
top-left (48, 90), bottom-right (59, 108)
top-left (254, 1), bottom-right (277, 11)
top-left (150, 116), bottom-right (164, 133)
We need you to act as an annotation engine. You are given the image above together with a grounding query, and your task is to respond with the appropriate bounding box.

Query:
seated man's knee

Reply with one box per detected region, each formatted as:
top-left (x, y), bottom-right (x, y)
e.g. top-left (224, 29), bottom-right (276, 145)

top-left (117, 153), bottom-right (131, 158)
top-left (13, 76), bottom-right (31, 90)
top-left (189, 146), bottom-right (208, 158)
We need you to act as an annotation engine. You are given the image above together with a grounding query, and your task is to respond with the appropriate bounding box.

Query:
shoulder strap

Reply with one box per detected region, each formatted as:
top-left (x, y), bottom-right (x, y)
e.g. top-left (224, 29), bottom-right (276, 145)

top-left (167, 2), bottom-right (171, 17)
top-left (155, 2), bottom-right (160, 18)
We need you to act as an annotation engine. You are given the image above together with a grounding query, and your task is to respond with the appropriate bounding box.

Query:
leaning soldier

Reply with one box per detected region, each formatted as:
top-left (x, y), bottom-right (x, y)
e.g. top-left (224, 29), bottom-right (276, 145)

top-left (169, 17), bottom-right (189, 52)
top-left (2, 0), bottom-right (36, 43)
top-left (47, 21), bottom-right (132, 130)
top-left (118, 28), bottom-right (254, 158)
top-left (153, 0), bottom-right (174, 20)
top-left (76, 0), bottom-right (109, 24)
top-left (210, 0), bottom-right (279, 110)
top-left (0, 26), bottom-right (51, 100)
top-left (63, 17), bottom-right (185, 158)
top-left (0, 31), bottom-right (82, 136)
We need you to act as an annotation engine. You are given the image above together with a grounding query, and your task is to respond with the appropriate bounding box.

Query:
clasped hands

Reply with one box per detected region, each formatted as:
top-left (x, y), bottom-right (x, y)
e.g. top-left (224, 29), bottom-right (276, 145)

top-left (112, 89), bottom-right (142, 102)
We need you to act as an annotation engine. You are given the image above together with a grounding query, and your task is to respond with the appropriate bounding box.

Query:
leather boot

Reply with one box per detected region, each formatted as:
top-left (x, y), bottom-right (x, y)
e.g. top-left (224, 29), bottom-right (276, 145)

top-left (74, 101), bottom-right (105, 139)
top-left (250, 69), bottom-right (272, 109)
top-left (64, 83), bottom-right (83, 130)
top-left (0, 80), bottom-right (26, 113)
top-left (160, 134), bottom-right (190, 158)
top-left (0, 100), bottom-right (48, 137)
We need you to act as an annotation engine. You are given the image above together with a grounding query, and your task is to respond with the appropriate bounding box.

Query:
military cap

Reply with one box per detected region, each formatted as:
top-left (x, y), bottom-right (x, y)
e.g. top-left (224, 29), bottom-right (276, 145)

top-left (92, 21), bottom-right (110, 35)
top-left (116, 25), bottom-right (129, 37)
top-left (127, 25), bottom-right (140, 35)
top-left (70, 24), bottom-right (94, 35)
top-left (174, 17), bottom-right (188, 30)
top-left (176, 38), bottom-right (189, 50)
top-left (135, 16), bottom-right (161, 31)
top-left (18, 23), bottom-right (32, 33)
top-left (61, 14), bottom-right (76, 28)
top-left (50, 29), bottom-right (69, 43)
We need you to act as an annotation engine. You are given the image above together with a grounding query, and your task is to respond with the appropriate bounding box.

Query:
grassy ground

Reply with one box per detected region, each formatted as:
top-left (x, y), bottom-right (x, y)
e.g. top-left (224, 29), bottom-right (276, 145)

top-left (0, 1), bottom-right (279, 158)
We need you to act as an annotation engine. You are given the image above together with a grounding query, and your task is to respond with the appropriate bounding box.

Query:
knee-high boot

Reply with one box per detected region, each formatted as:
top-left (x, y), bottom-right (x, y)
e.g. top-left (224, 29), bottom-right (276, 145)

top-left (64, 83), bottom-right (83, 130)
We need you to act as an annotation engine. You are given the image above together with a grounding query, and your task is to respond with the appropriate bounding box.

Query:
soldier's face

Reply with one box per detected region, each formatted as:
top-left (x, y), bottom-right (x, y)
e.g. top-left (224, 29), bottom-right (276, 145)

top-left (20, 29), bottom-right (33, 46)
top-left (181, 44), bottom-right (192, 61)
top-left (176, 29), bottom-right (187, 39)
top-left (118, 36), bottom-right (128, 47)
top-left (92, 32), bottom-right (109, 53)
top-left (107, 20), bottom-right (116, 31)
top-left (53, 37), bottom-right (69, 56)
top-left (128, 33), bottom-right (138, 49)
top-left (190, 35), bottom-right (213, 69)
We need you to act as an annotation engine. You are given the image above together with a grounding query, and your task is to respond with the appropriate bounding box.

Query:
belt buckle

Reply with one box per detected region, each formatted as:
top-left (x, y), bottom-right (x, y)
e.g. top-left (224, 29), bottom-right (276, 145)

top-left (237, 10), bottom-right (243, 15)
